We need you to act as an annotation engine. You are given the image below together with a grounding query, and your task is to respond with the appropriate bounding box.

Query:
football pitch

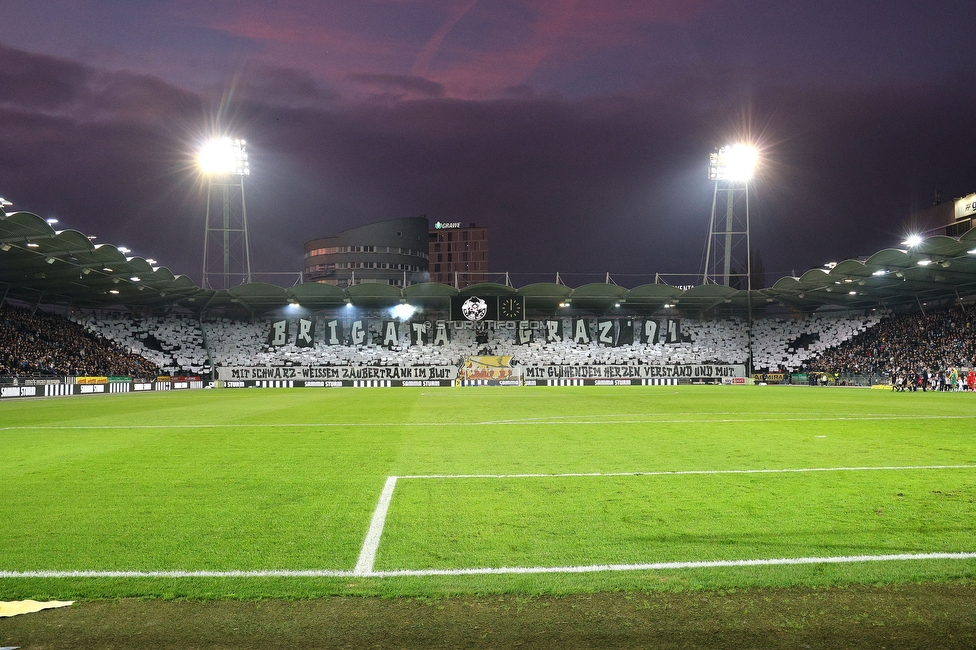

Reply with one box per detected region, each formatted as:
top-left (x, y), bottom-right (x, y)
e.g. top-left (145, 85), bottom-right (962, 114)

top-left (2, 385), bottom-right (975, 600)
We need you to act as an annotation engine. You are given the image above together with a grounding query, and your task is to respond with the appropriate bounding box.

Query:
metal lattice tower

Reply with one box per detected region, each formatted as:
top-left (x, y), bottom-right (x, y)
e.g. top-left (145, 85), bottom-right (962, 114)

top-left (702, 145), bottom-right (754, 291)
top-left (201, 137), bottom-right (252, 290)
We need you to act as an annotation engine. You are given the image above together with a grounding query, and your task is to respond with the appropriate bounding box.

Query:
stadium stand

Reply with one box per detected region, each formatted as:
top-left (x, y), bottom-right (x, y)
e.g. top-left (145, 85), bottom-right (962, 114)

top-left (6, 301), bottom-right (969, 383)
top-left (0, 303), bottom-right (160, 378)
top-left (69, 311), bottom-right (210, 376)
top-left (806, 305), bottom-right (976, 377)
top-left (749, 313), bottom-right (883, 372)
top-left (36, 309), bottom-right (881, 372)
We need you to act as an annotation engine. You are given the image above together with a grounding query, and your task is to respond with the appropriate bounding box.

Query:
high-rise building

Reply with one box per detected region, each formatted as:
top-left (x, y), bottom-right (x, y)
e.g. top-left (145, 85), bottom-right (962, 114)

top-left (428, 221), bottom-right (488, 288)
top-left (303, 216), bottom-right (429, 288)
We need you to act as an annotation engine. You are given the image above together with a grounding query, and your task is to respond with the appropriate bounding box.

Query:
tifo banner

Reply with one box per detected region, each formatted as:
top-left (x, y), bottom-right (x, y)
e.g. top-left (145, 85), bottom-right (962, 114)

top-left (638, 319), bottom-right (681, 344)
top-left (217, 365), bottom-right (459, 381)
top-left (460, 356), bottom-right (517, 381)
top-left (295, 317), bottom-right (315, 348)
top-left (521, 364), bottom-right (746, 380)
top-left (253, 317), bottom-right (685, 346)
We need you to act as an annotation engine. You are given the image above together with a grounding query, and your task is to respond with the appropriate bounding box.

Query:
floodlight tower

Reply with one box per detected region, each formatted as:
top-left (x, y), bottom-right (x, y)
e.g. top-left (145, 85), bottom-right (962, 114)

top-left (200, 137), bottom-right (252, 289)
top-left (702, 144), bottom-right (756, 291)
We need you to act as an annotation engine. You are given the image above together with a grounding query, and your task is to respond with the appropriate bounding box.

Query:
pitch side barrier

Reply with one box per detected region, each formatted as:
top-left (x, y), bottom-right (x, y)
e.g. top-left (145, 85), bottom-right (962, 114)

top-left (0, 376), bottom-right (204, 400)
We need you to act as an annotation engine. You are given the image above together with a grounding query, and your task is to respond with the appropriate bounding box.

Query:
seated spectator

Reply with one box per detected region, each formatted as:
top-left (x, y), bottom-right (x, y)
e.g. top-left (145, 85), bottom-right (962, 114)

top-left (0, 303), bottom-right (160, 378)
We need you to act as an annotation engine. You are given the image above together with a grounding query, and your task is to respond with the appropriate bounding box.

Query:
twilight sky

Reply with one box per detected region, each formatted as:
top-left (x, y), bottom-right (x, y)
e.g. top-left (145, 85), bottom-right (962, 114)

top-left (1, 0), bottom-right (975, 287)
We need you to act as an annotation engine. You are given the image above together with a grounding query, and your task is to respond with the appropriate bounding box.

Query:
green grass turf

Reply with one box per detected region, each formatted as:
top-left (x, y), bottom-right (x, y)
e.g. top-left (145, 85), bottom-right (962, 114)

top-left (1, 385), bottom-right (975, 599)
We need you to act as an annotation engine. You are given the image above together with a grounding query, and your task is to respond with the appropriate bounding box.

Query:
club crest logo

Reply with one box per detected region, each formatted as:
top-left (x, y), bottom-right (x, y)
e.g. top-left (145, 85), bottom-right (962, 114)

top-left (461, 296), bottom-right (489, 321)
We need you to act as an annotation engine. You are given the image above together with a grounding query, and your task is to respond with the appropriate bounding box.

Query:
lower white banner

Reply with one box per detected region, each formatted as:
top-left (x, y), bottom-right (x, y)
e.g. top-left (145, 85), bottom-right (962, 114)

top-left (217, 365), bottom-right (459, 381)
top-left (521, 364), bottom-right (746, 380)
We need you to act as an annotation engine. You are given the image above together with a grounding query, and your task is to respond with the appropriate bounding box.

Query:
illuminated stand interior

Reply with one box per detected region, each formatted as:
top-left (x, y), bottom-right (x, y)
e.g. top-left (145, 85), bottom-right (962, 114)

top-left (702, 144), bottom-right (756, 292)
top-left (200, 137), bottom-right (252, 290)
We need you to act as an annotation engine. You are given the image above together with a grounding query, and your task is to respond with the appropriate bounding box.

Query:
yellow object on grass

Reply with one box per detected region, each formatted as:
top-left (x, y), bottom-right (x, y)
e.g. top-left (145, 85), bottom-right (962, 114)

top-left (0, 600), bottom-right (73, 617)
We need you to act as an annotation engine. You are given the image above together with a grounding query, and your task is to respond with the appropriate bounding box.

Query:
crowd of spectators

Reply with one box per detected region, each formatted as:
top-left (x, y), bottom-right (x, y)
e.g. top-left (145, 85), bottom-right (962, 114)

top-left (0, 303), bottom-right (160, 378)
top-left (805, 305), bottom-right (976, 379)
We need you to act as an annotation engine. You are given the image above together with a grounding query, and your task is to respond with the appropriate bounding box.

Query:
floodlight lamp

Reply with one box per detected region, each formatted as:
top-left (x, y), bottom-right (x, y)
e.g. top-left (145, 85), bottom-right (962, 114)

top-left (391, 303), bottom-right (417, 320)
top-left (27, 242), bottom-right (39, 248)
top-left (849, 291), bottom-right (857, 295)
top-left (902, 235), bottom-right (923, 248)
top-left (46, 218), bottom-right (58, 225)
top-left (968, 248), bottom-right (976, 255)
top-left (199, 137), bottom-right (250, 176)
top-left (0, 197), bottom-right (11, 208)
top-left (917, 259), bottom-right (933, 266)
top-left (708, 144), bottom-right (758, 182)
top-left (871, 269), bottom-right (887, 276)
top-left (109, 289), bottom-right (119, 294)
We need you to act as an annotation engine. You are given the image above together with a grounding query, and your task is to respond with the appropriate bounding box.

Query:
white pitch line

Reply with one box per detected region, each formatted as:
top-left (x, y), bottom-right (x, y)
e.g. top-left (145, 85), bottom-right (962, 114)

top-left (3, 552), bottom-right (975, 579)
top-left (365, 552), bottom-right (976, 577)
top-left (353, 476), bottom-right (399, 576)
top-left (398, 464), bottom-right (976, 480)
top-left (7, 414), bottom-right (976, 430)
top-left (0, 569), bottom-right (354, 578)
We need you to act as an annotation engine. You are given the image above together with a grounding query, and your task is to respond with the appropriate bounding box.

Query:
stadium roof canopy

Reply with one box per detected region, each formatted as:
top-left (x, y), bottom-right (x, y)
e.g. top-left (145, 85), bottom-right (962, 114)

top-left (5, 208), bottom-right (976, 315)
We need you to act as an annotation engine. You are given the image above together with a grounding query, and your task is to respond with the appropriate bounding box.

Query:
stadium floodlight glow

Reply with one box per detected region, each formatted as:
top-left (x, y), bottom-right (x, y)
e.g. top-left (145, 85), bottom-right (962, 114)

top-left (199, 137), bottom-right (250, 176)
top-left (708, 144), bottom-right (758, 182)
top-left (902, 234), bottom-right (923, 248)
top-left (917, 259), bottom-right (933, 266)
top-left (27, 242), bottom-right (39, 248)
top-left (46, 218), bottom-right (58, 225)
top-left (201, 135), bottom-right (253, 289)
top-left (871, 269), bottom-right (887, 276)
top-left (849, 290), bottom-right (857, 295)
top-left (391, 303), bottom-right (417, 320)
top-left (145, 258), bottom-right (157, 265)
top-left (118, 246), bottom-right (130, 254)
top-left (0, 197), bottom-right (11, 207)
top-left (969, 248), bottom-right (976, 255)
